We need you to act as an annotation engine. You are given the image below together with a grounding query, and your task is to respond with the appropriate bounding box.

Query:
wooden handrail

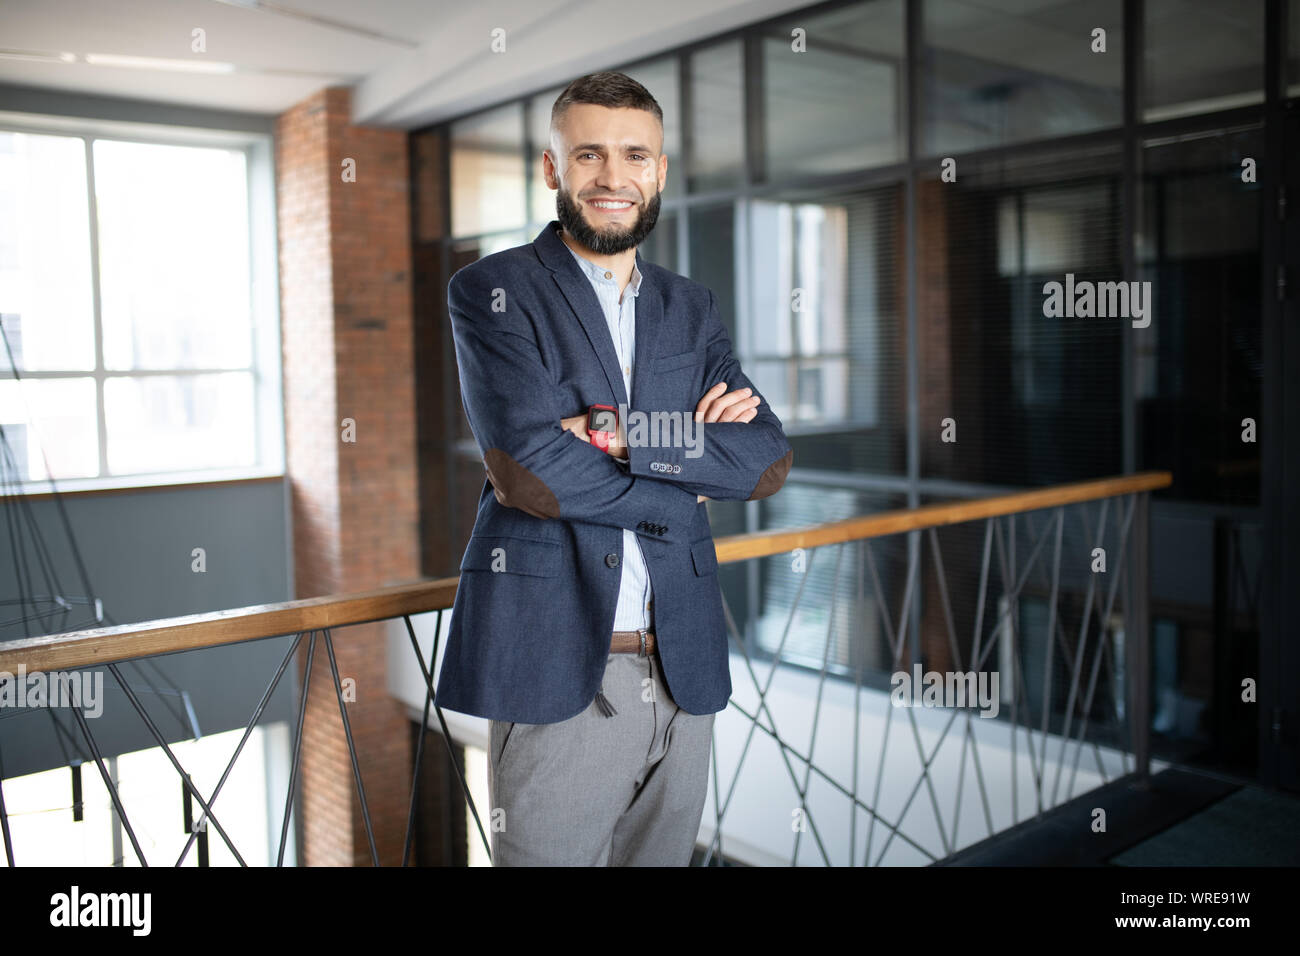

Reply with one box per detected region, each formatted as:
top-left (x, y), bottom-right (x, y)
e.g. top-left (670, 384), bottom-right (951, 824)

top-left (0, 471), bottom-right (1169, 674)
top-left (714, 470), bottom-right (1170, 563)
top-left (0, 579), bottom-right (459, 676)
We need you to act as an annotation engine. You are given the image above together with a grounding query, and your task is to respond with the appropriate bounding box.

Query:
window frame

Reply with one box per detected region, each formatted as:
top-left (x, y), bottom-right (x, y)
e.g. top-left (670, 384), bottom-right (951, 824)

top-left (0, 110), bottom-right (283, 494)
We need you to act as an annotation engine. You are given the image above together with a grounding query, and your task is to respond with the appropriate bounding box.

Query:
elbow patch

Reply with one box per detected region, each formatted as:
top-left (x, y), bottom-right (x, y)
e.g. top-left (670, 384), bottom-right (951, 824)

top-left (483, 448), bottom-right (560, 519)
top-left (747, 449), bottom-right (793, 501)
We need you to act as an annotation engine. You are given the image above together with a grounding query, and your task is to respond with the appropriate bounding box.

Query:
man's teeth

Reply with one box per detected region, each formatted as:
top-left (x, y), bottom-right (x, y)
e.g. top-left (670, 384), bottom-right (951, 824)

top-left (592, 201), bottom-right (633, 208)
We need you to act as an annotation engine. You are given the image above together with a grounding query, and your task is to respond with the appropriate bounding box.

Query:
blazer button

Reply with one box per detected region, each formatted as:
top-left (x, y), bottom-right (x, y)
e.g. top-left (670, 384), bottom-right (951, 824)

top-left (605, 553), bottom-right (620, 568)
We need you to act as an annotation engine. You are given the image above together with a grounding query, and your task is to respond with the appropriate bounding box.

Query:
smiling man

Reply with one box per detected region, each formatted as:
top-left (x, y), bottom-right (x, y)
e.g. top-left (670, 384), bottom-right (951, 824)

top-left (436, 71), bottom-right (792, 866)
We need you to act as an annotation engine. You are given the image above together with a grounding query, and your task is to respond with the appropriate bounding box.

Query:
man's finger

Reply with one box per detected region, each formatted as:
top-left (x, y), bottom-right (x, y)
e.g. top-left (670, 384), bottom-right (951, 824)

top-left (718, 394), bottom-right (761, 422)
top-left (704, 386), bottom-right (753, 422)
top-left (702, 388), bottom-right (749, 422)
top-left (694, 382), bottom-right (727, 421)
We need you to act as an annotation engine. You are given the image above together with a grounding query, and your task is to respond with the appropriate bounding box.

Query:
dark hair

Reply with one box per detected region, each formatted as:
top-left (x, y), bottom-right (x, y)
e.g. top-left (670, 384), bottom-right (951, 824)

top-left (550, 71), bottom-right (663, 144)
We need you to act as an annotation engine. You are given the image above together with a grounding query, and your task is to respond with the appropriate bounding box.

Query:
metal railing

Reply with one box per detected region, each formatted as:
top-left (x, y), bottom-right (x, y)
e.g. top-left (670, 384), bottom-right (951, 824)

top-left (0, 470), bottom-right (1170, 866)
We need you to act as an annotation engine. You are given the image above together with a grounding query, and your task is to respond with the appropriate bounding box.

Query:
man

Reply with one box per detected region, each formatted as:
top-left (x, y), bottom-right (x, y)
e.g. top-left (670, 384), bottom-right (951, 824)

top-left (435, 71), bottom-right (792, 866)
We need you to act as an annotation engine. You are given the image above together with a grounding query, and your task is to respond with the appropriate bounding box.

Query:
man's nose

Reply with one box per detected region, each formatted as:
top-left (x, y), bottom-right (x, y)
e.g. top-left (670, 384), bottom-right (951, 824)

top-left (594, 158), bottom-right (635, 191)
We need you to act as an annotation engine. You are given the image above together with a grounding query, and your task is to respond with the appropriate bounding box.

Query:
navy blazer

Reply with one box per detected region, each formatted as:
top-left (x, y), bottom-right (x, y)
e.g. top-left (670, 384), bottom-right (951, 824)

top-left (435, 220), bottom-right (793, 723)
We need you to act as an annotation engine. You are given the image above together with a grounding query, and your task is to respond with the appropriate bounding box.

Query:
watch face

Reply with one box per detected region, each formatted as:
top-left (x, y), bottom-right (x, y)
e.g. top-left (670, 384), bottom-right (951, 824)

top-left (591, 409), bottom-right (617, 433)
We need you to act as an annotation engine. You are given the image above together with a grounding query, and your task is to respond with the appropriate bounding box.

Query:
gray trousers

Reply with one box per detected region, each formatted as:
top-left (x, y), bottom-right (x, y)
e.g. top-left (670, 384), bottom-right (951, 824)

top-left (487, 650), bottom-right (715, 866)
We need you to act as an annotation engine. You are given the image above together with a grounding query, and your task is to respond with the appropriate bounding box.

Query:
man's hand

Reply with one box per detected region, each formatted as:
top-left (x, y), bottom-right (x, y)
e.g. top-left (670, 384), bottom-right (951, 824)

top-left (561, 412), bottom-right (589, 443)
top-left (695, 382), bottom-right (761, 423)
top-left (561, 412), bottom-right (627, 458)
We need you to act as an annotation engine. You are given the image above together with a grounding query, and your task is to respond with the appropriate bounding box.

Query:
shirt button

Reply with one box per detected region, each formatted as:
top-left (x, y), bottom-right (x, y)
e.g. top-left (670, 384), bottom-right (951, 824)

top-left (604, 271), bottom-right (613, 279)
top-left (605, 553), bottom-right (620, 568)
top-left (624, 366), bottom-right (630, 375)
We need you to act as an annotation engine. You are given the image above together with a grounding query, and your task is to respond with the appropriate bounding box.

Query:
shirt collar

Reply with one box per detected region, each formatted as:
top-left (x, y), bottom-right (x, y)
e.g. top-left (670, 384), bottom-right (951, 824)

top-left (565, 240), bottom-right (642, 299)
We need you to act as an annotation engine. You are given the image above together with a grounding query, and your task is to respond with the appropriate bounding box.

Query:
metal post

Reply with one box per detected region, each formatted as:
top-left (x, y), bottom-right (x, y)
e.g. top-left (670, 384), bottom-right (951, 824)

top-left (1127, 491), bottom-right (1151, 785)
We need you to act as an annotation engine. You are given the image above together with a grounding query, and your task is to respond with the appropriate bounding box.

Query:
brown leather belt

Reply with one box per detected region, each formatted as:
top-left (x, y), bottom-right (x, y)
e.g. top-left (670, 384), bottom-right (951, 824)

top-left (610, 629), bottom-right (656, 656)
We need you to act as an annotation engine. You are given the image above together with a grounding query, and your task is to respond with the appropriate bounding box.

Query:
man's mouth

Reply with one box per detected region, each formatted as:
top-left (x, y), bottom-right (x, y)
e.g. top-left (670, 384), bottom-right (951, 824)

top-left (587, 198), bottom-right (636, 213)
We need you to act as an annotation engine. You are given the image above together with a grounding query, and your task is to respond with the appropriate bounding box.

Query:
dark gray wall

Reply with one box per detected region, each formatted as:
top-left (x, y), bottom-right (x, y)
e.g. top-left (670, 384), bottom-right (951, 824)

top-left (0, 479), bottom-right (296, 780)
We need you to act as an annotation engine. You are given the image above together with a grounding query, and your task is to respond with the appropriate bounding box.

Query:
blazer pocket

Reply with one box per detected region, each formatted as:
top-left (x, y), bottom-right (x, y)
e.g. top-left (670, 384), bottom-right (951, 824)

top-left (460, 534), bottom-right (561, 577)
top-left (653, 348), bottom-right (707, 373)
top-left (690, 538), bottom-right (719, 576)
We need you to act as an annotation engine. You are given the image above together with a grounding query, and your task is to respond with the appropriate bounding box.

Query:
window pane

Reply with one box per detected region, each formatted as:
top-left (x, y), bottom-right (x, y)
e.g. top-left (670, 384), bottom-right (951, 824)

top-left (622, 57), bottom-right (682, 202)
top-left (454, 230), bottom-right (529, 265)
top-left (637, 208), bottom-right (677, 270)
top-left (93, 139), bottom-right (251, 371)
top-left (686, 203), bottom-right (737, 342)
top-left (1144, 0), bottom-right (1264, 121)
top-left (104, 372), bottom-right (255, 474)
top-left (1137, 128), bottom-right (1262, 506)
top-left (0, 132), bottom-right (95, 371)
top-left (762, 0), bottom-right (904, 180)
top-left (918, 144), bottom-right (1124, 486)
top-left (745, 188), bottom-right (905, 474)
top-left (688, 40), bottom-right (744, 192)
top-left (451, 103), bottom-right (526, 237)
top-left (748, 487), bottom-right (907, 673)
top-left (922, 0), bottom-right (1123, 156)
top-left (0, 378), bottom-right (98, 481)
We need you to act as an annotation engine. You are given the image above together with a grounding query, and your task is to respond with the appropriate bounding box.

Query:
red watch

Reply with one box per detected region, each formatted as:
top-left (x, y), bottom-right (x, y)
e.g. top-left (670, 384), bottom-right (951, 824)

top-left (587, 404), bottom-right (619, 452)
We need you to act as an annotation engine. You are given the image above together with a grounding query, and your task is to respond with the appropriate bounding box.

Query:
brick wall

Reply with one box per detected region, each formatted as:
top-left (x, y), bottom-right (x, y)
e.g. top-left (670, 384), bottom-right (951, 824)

top-left (276, 86), bottom-right (419, 866)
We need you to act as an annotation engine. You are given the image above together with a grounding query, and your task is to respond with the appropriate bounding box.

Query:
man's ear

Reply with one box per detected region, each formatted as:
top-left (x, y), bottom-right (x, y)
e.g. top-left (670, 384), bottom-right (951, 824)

top-left (542, 149), bottom-right (558, 189)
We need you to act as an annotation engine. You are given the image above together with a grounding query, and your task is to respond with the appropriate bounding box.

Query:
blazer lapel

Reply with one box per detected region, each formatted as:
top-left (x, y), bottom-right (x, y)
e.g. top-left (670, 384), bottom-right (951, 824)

top-left (630, 246), bottom-right (663, 410)
top-left (533, 221), bottom-right (628, 409)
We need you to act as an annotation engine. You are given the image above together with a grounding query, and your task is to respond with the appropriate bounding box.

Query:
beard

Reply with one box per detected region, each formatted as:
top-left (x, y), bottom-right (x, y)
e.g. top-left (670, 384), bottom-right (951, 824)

top-left (555, 182), bottom-right (660, 256)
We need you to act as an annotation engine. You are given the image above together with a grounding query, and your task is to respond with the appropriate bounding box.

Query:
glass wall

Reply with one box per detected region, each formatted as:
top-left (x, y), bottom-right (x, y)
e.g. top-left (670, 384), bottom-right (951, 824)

top-left (918, 144), bottom-right (1125, 488)
top-left (760, 0), bottom-right (906, 178)
top-left (922, 0), bottom-right (1123, 153)
top-left (418, 0), bottom-right (1284, 775)
top-left (1137, 127), bottom-right (1263, 505)
top-left (1143, 0), bottom-right (1264, 120)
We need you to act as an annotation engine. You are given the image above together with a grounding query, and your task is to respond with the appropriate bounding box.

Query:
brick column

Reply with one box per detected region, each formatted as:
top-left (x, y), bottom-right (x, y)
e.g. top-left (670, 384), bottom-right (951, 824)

top-left (276, 86), bottom-right (419, 866)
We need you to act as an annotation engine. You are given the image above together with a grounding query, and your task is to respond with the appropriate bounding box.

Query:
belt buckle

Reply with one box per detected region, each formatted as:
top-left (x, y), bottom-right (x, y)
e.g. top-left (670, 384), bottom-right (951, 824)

top-left (637, 628), bottom-right (648, 658)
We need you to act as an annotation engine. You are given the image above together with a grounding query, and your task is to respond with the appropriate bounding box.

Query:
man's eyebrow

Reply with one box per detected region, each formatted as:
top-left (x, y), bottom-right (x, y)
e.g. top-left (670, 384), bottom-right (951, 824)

top-left (569, 143), bottom-right (656, 154)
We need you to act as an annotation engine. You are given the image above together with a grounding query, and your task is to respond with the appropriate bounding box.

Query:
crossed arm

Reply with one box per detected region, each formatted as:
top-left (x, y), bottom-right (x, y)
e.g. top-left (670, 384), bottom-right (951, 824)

top-left (562, 382), bottom-right (764, 502)
top-left (565, 288), bottom-right (793, 503)
top-left (450, 267), bottom-right (702, 545)
top-left (450, 268), bottom-right (790, 545)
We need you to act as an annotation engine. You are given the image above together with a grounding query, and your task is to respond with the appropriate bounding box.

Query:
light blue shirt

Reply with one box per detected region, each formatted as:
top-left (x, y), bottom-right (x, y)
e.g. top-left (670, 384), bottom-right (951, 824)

top-left (564, 242), bottom-right (652, 631)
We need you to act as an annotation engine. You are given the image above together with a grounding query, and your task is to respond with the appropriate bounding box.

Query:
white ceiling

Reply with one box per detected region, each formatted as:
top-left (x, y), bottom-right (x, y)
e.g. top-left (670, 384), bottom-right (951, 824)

top-left (0, 0), bottom-right (808, 127)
